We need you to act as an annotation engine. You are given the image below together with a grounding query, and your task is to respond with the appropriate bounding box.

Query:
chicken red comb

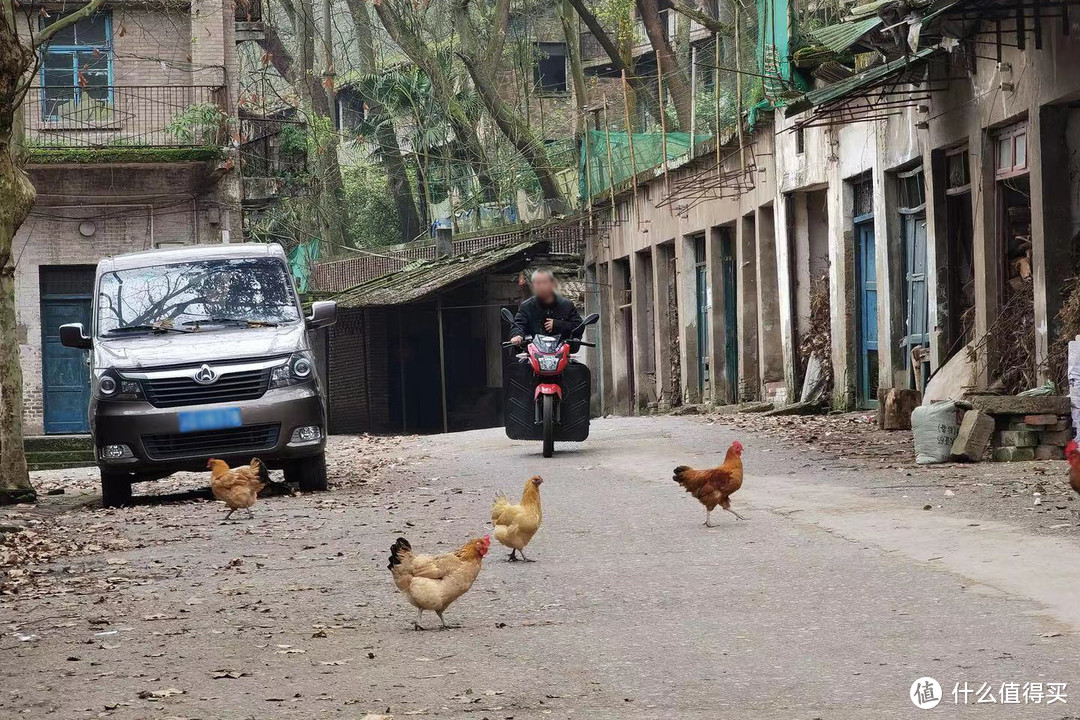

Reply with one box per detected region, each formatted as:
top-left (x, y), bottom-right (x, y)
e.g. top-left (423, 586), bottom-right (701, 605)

top-left (1066, 440), bottom-right (1078, 456)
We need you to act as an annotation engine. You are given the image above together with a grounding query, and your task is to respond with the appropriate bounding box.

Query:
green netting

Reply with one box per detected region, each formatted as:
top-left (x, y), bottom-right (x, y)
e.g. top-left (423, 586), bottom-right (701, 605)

top-left (288, 238), bottom-right (321, 294)
top-left (579, 130), bottom-right (709, 202)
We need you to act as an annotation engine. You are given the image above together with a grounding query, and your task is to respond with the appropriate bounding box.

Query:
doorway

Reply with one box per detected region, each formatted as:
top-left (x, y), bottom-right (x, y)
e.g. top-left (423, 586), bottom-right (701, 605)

top-left (718, 229), bottom-right (739, 403)
top-left (899, 168), bottom-right (929, 388)
top-left (855, 214), bottom-right (878, 409)
top-left (692, 234), bottom-right (709, 401)
top-left (40, 266), bottom-right (95, 434)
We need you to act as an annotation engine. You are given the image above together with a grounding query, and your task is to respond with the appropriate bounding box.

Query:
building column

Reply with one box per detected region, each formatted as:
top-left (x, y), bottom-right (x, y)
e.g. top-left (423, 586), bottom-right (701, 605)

top-left (584, 263), bottom-right (603, 416)
top-left (610, 258), bottom-right (631, 414)
top-left (675, 235), bottom-right (701, 405)
top-left (872, 132), bottom-right (906, 391)
top-left (652, 242), bottom-right (678, 409)
top-left (775, 192), bottom-right (799, 398)
top-left (706, 225), bottom-right (729, 404)
top-left (737, 213), bottom-right (760, 400)
top-left (632, 250), bottom-right (657, 410)
top-left (597, 262), bottom-right (616, 413)
top-left (755, 205), bottom-right (784, 394)
top-left (970, 128), bottom-right (999, 389)
top-left (923, 147), bottom-right (950, 371)
top-left (1030, 104), bottom-right (1071, 378)
top-left (828, 165), bottom-right (857, 409)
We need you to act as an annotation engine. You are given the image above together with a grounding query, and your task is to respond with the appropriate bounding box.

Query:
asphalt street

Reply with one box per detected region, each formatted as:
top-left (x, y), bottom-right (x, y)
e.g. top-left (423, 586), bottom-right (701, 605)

top-left (3, 416), bottom-right (1079, 719)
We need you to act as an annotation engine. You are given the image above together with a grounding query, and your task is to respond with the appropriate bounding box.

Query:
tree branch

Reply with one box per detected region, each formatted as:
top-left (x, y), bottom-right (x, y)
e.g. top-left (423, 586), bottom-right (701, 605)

top-left (669, 0), bottom-right (734, 35)
top-left (32, 0), bottom-right (108, 49)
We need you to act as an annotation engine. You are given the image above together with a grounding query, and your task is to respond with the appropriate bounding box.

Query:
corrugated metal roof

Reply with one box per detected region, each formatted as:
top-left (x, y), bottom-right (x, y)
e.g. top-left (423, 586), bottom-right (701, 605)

top-left (334, 241), bottom-right (543, 308)
top-left (810, 16), bottom-right (883, 53)
top-left (785, 46), bottom-right (940, 117)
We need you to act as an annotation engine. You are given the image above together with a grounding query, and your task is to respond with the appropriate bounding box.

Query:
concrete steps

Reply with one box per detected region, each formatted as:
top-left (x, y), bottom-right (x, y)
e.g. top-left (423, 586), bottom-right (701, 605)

top-left (23, 435), bottom-right (95, 472)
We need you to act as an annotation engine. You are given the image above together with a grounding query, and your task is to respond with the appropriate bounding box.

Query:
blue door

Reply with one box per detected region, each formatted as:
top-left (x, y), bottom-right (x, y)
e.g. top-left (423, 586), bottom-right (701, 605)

top-left (903, 214), bottom-right (930, 387)
top-left (855, 219), bottom-right (878, 408)
top-left (42, 299), bottom-right (92, 433)
top-left (693, 236), bottom-right (709, 400)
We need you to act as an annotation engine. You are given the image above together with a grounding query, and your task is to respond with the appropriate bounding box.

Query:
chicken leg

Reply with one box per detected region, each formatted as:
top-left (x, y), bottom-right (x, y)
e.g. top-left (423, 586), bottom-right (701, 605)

top-left (507, 549), bottom-right (519, 562)
top-left (436, 611), bottom-right (459, 630)
top-left (517, 549), bottom-right (534, 562)
top-left (223, 508), bottom-right (236, 522)
top-left (413, 608), bottom-right (426, 631)
top-left (703, 509), bottom-right (714, 527)
top-left (723, 506), bottom-right (747, 521)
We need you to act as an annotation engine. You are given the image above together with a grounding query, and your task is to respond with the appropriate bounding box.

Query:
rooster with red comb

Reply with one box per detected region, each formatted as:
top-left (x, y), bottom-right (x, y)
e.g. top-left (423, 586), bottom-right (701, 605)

top-left (672, 440), bottom-right (746, 526)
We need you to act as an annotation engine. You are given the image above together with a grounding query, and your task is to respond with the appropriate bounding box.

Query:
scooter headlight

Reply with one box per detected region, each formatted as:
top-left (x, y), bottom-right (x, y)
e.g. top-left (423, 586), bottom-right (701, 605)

top-left (537, 354), bottom-right (561, 372)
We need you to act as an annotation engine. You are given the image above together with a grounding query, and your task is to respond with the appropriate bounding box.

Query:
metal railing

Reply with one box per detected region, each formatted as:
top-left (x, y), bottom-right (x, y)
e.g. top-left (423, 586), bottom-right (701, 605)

top-left (23, 85), bottom-right (229, 149)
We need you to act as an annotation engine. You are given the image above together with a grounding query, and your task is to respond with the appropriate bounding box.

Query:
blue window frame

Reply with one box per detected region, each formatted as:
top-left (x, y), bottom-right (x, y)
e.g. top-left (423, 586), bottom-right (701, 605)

top-left (38, 11), bottom-right (113, 121)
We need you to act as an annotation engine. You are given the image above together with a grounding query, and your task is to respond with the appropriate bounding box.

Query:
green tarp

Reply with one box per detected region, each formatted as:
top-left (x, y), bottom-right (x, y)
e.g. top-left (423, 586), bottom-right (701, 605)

top-left (288, 238), bottom-right (321, 294)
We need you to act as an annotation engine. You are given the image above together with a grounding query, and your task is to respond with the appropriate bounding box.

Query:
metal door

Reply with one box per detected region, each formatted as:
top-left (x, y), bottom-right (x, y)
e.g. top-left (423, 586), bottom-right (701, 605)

top-left (903, 213), bottom-right (929, 385)
top-left (720, 236), bottom-right (739, 403)
top-left (694, 236), bottom-right (709, 400)
top-left (855, 219), bottom-right (878, 408)
top-left (42, 299), bottom-right (92, 433)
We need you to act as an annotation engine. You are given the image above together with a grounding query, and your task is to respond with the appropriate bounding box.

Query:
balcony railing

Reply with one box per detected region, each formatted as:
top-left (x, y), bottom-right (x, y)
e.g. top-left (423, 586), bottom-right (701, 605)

top-left (24, 85), bottom-right (229, 149)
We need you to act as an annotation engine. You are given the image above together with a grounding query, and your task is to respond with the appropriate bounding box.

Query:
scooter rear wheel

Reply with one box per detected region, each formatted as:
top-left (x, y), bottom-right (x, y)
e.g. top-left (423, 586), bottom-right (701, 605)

top-left (542, 393), bottom-right (554, 458)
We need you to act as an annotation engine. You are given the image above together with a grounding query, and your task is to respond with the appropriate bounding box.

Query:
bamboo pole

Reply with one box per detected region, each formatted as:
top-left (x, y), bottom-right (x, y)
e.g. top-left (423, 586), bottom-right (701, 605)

top-left (690, 44), bottom-right (697, 151)
top-left (657, 59), bottom-right (670, 196)
top-left (715, 33), bottom-right (722, 174)
top-left (734, 3), bottom-right (746, 178)
top-left (620, 70), bottom-right (639, 219)
top-left (602, 99), bottom-right (617, 223)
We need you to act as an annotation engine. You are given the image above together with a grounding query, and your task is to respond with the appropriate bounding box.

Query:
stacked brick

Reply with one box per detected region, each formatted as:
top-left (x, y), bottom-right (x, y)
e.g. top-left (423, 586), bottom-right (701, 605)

top-left (968, 396), bottom-right (1073, 462)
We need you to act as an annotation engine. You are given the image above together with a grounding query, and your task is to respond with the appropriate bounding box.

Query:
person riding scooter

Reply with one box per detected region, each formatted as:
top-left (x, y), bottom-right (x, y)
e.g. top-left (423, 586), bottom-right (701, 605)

top-left (508, 269), bottom-right (584, 346)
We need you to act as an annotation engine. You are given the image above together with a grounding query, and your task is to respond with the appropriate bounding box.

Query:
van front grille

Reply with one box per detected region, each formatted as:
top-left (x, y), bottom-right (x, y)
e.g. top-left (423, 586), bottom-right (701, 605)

top-left (142, 368), bottom-right (271, 408)
top-left (142, 424), bottom-right (280, 460)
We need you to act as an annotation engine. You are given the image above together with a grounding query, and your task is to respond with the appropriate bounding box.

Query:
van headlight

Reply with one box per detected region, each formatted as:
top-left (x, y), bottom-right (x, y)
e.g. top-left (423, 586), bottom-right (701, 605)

top-left (270, 352), bottom-right (316, 388)
top-left (95, 370), bottom-right (142, 400)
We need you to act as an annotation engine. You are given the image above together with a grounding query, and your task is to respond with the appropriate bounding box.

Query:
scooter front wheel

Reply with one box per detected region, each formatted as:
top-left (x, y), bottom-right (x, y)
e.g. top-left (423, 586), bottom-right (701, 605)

top-left (542, 393), bottom-right (555, 458)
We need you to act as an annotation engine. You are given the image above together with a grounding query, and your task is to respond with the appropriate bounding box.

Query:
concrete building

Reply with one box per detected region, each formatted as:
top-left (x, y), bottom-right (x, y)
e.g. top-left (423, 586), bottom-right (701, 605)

top-left (14, 0), bottom-right (250, 435)
top-left (586, 0), bottom-right (1080, 415)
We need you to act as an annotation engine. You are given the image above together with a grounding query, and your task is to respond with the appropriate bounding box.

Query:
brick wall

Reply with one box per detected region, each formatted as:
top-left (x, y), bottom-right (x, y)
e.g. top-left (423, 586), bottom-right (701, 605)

top-left (16, 165), bottom-right (234, 435)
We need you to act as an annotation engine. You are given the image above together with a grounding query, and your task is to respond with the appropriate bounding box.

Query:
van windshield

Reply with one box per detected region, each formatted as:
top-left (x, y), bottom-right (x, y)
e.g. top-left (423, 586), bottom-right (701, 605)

top-left (96, 258), bottom-right (301, 336)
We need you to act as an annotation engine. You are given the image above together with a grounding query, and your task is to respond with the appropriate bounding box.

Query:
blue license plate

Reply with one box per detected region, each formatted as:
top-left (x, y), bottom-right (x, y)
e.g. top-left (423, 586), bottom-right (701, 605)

top-left (178, 407), bottom-right (242, 433)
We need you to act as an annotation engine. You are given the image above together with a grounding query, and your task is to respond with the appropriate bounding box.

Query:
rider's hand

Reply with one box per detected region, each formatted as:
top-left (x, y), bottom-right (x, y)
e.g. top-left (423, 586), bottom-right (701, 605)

top-left (510, 335), bottom-right (523, 346)
top-left (543, 318), bottom-right (555, 333)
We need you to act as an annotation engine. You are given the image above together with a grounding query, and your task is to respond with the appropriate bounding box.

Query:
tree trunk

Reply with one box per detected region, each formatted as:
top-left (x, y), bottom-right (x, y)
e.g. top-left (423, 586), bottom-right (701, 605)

top-left (292, 0), bottom-right (350, 251)
top-left (564, 0), bottom-right (673, 130)
top-left (0, 138), bottom-right (35, 503)
top-left (343, 0), bottom-right (422, 244)
top-left (560, 0), bottom-right (588, 139)
top-left (452, 0), bottom-right (566, 212)
top-left (372, 0), bottom-right (500, 203)
top-left (637, 0), bottom-right (693, 132)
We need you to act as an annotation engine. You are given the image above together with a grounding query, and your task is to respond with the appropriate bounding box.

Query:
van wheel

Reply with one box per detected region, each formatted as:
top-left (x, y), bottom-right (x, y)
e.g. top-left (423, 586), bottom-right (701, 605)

top-left (286, 453), bottom-right (328, 492)
top-left (100, 471), bottom-right (133, 508)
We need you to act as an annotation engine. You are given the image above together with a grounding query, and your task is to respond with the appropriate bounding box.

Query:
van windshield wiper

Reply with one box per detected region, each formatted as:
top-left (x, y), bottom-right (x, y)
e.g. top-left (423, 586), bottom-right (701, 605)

top-left (180, 317), bottom-right (279, 328)
top-left (106, 324), bottom-right (194, 335)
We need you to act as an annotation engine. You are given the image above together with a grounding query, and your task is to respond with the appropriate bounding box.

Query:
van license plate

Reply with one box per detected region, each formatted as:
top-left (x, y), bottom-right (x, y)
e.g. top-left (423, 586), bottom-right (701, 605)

top-left (178, 407), bottom-right (242, 433)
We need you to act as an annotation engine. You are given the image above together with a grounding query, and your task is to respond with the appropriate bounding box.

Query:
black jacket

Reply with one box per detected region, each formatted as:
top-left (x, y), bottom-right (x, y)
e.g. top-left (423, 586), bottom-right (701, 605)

top-left (510, 294), bottom-right (583, 339)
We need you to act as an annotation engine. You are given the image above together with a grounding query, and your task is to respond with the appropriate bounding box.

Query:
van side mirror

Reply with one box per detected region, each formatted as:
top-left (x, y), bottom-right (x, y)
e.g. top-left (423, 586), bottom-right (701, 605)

top-left (307, 301), bottom-right (337, 329)
top-left (59, 323), bottom-right (92, 350)
top-left (572, 313), bottom-right (600, 335)
top-left (500, 307), bottom-right (515, 325)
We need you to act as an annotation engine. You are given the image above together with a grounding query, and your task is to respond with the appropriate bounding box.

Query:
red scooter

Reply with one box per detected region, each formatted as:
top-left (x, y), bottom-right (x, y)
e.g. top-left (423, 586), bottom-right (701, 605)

top-left (501, 308), bottom-right (599, 457)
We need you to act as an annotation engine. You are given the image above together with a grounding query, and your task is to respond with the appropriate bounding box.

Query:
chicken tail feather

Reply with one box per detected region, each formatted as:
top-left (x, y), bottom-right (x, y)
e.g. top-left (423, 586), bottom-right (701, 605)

top-left (388, 536), bottom-right (412, 570)
top-left (251, 457), bottom-right (293, 495)
top-left (672, 465), bottom-right (695, 484)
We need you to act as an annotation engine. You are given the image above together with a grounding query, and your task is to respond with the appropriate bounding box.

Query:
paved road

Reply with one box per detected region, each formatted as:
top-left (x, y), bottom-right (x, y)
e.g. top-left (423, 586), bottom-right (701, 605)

top-left (4, 417), bottom-right (1079, 719)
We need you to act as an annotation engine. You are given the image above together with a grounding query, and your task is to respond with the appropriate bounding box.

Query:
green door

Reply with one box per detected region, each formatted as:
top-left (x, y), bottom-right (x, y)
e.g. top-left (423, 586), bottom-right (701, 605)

top-left (693, 236), bottom-right (709, 400)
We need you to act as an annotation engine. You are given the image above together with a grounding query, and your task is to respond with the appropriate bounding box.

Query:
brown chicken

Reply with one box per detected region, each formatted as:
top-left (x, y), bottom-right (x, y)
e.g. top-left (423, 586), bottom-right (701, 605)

top-left (387, 535), bottom-right (491, 630)
top-left (491, 476), bottom-right (543, 562)
top-left (207, 457), bottom-right (276, 520)
top-left (1065, 441), bottom-right (1080, 498)
top-left (672, 440), bottom-right (745, 526)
